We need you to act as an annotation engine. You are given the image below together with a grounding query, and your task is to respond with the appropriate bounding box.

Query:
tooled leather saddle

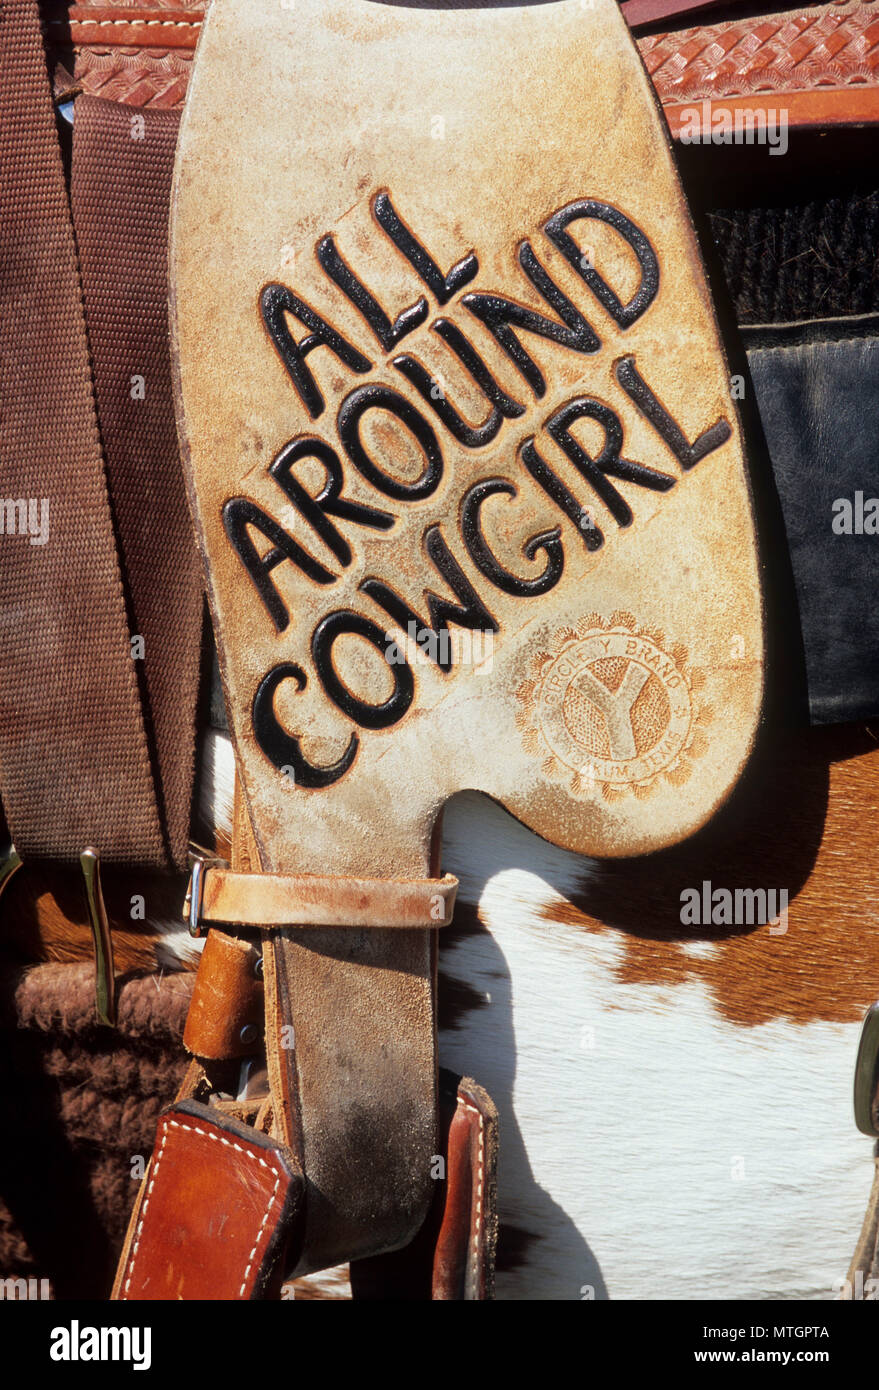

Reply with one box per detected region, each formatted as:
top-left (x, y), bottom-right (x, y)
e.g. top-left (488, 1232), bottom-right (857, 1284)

top-left (1, 0), bottom-right (878, 1301)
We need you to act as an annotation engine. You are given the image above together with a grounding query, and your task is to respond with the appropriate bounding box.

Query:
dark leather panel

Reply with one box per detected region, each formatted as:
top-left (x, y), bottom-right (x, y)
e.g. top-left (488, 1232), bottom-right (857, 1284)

top-left (747, 325), bottom-right (879, 724)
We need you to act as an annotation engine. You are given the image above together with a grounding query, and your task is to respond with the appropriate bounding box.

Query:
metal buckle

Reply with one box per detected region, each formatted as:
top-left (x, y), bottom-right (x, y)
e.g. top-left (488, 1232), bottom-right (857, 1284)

top-left (1, 844), bottom-right (116, 1027)
top-left (183, 846), bottom-right (228, 938)
top-left (854, 1002), bottom-right (879, 1136)
top-left (80, 848), bottom-right (116, 1028)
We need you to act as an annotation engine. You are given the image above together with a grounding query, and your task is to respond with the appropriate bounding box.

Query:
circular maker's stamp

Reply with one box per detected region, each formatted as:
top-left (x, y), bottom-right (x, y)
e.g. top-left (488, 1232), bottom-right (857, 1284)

top-left (515, 611), bottom-right (712, 800)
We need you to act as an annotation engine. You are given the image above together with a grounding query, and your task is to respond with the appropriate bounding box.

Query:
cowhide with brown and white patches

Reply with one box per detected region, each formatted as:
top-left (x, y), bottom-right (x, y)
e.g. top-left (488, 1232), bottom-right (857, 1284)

top-left (4, 719), bottom-right (878, 1299)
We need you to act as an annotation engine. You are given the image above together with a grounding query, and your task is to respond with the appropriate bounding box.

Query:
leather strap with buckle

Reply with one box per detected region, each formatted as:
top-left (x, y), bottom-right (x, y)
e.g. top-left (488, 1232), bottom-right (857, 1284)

top-left (185, 860), bottom-right (458, 934)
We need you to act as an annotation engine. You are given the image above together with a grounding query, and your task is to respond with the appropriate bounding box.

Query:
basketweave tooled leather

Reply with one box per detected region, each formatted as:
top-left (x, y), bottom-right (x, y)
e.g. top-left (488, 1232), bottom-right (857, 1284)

top-left (41, 0), bottom-right (879, 133)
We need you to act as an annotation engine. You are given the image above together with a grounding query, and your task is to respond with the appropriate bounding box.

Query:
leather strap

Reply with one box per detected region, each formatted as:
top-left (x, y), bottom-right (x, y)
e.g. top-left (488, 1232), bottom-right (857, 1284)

top-left (192, 867), bottom-right (458, 931)
top-left (431, 1077), bottom-right (498, 1300)
top-left (0, 5), bottom-right (201, 869)
top-left (183, 929), bottom-right (264, 1060)
top-left (0, 0), bottom-right (165, 866)
top-left (71, 97), bottom-right (204, 867)
top-left (238, 799), bottom-right (439, 1276)
top-left (619, 0), bottom-right (732, 26)
top-left (113, 1098), bottom-right (303, 1300)
top-left (349, 1072), bottom-right (499, 1300)
top-left (48, 5), bottom-right (205, 50)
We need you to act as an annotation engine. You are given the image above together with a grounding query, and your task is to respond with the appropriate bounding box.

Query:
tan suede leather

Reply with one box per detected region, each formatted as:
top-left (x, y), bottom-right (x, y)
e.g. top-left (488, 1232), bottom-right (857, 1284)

top-left (196, 868), bottom-right (458, 930)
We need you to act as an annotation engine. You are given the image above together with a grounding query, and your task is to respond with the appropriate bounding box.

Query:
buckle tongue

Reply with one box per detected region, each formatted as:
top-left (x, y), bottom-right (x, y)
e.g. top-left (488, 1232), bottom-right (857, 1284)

top-left (80, 847), bottom-right (116, 1027)
top-left (183, 846), bottom-right (228, 937)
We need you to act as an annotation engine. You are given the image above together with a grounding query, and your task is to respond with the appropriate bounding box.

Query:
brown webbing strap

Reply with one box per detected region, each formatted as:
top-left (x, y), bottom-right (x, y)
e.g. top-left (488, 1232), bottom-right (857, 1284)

top-left (0, 3), bottom-right (196, 868)
top-left (0, 0), bottom-right (163, 865)
top-left (71, 98), bottom-right (203, 866)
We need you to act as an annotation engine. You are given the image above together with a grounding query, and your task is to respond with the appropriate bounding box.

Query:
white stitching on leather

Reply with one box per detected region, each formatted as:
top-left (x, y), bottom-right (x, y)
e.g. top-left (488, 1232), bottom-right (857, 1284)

top-left (122, 1118), bottom-right (170, 1298)
top-left (122, 1117), bottom-right (283, 1299)
top-left (750, 336), bottom-right (879, 356)
top-left (47, 17), bottom-right (202, 29)
top-left (459, 1100), bottom-right (484, 1298)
